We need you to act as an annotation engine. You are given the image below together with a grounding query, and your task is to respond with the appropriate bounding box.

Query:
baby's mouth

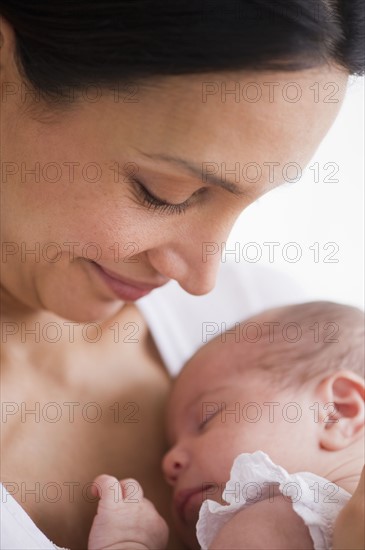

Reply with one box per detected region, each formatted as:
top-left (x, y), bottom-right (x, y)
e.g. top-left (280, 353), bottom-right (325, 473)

top-left (174, 485), bottom-right (216, 524)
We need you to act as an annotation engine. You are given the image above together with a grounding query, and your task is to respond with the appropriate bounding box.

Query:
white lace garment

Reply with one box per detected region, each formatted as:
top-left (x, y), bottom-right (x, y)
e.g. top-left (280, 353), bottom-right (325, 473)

top-left (196, 451), bottom-right (351, 550)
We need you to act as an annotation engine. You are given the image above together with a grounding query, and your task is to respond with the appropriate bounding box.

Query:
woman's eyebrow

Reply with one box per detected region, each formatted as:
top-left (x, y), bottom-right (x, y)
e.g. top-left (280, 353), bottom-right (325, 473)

top-left (135, 149), bottom-right (245, 197)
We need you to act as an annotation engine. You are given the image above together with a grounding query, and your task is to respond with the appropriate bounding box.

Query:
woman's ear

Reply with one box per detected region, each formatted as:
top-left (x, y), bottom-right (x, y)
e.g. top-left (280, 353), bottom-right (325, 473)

top-left (314, 371), bottom-right (364, 451)
top-left (0, 17), bottom-right (16, 62)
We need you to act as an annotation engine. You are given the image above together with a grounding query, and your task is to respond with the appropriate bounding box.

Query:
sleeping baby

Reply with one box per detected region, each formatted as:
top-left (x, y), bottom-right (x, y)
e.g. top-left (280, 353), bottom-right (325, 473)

top-left (88, 301), bottom-right (364, 550)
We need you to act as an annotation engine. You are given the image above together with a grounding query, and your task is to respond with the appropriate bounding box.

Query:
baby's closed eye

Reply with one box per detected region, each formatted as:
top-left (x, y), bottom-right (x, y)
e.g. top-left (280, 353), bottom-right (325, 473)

top-left (197, 404), bottom-right (223, 431)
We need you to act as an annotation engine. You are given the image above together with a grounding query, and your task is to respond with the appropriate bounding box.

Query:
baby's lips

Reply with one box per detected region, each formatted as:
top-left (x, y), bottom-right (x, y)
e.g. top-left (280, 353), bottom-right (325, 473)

top-left (174, 486), bottom-right (205, 523)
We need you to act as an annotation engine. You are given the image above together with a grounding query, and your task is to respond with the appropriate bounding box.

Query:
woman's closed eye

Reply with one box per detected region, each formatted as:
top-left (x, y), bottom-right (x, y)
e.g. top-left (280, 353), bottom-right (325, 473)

top-left (130, 175), bottom-right (205, 216)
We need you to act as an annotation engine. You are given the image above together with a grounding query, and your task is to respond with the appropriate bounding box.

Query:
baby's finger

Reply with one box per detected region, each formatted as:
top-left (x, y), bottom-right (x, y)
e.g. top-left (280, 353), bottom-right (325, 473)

top-left (120, 478), bottom-right (144, 503)
top-left (92, 474), bottom-right (122, 508)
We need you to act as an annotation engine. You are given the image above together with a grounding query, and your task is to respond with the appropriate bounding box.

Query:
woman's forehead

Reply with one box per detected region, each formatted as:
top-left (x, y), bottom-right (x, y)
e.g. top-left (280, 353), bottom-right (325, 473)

top-left (75, 67), bottom-right (348, 194)
top-left (15, 66), bottom-right (348, 207)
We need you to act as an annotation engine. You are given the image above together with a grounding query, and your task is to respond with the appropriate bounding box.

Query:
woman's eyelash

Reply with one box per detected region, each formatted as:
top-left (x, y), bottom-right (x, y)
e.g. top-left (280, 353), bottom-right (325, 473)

top-left (130, 176), bottom-right (190, 216)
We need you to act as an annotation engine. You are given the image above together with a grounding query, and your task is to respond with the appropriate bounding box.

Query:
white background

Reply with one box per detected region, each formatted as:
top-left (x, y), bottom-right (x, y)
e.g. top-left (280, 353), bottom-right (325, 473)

top-left (226, 76), bottom-right (364, 310)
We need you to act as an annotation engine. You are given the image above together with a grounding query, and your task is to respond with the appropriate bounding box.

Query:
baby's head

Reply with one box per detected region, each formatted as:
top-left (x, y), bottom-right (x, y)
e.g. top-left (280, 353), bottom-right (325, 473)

top-left (162, 301), bottom-right (364, 548)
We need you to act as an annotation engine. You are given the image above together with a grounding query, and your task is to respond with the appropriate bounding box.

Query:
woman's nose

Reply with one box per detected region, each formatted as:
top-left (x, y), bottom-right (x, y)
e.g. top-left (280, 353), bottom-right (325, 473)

top-left (148, 244), bottom-right (221, 296)
top-left (147, 208), bottom-right (241, 295)
top-left (162, 447), bottom-right (189, 486)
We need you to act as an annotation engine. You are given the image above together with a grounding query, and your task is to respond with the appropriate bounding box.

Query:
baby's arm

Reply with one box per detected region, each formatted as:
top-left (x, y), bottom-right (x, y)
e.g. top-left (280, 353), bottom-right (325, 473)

top-left (88, 475), bottom-right (168, 550)
top-left (208, 497), bottom-right (314, 550)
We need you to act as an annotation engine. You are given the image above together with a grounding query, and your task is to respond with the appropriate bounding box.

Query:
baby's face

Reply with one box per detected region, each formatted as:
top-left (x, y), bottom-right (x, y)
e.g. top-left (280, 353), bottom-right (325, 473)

top-left (162, 337), bottom-right (318, 547)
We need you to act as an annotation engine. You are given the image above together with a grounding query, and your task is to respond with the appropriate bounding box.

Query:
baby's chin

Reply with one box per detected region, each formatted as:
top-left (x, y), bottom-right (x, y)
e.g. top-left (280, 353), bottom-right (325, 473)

top-left (173, 489), bottom-right (226, 548)
top-left (176, 521), bottom-right (201, 550)
top-left (173, 506), bottom-right (201, 550)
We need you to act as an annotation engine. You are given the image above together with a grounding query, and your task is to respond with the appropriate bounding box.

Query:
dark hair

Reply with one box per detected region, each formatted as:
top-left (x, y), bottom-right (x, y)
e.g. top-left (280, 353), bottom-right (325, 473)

top-left (1, 0), bottom-right (364, 102)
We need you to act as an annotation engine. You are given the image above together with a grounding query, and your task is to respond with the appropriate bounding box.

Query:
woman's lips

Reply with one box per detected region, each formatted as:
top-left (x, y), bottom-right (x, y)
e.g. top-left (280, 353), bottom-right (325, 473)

top-left (90, 261), bottom-right (167, 301)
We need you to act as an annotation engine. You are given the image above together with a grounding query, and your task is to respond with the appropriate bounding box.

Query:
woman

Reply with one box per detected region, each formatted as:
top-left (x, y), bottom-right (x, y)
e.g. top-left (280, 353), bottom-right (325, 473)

top-left (1, 2), bottom-right (364, 549)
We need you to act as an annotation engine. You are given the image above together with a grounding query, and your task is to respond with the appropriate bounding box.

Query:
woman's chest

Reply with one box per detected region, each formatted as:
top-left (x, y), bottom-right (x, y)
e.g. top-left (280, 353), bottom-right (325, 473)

top-left (1, 329), bottom-right (173, 548)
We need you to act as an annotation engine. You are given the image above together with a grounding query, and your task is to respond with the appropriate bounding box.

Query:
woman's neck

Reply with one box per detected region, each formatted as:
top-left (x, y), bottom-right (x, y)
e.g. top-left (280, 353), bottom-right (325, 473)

top-left (0, 282), bottom-right (127, 379)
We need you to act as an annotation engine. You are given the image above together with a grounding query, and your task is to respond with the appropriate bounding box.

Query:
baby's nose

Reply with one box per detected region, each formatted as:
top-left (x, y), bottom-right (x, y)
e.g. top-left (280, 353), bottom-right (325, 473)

top-left (162, 447), bottom-right (188, 486)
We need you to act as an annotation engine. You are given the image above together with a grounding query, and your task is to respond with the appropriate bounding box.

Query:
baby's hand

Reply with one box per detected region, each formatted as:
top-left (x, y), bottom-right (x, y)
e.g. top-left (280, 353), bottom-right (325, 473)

top-left (88, 474), bottom-right (169, 550)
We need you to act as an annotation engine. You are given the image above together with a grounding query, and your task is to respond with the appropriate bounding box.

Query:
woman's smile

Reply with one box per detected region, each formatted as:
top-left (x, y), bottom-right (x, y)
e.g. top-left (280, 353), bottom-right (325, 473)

top-left (88, 260), bottom-right (169, 301)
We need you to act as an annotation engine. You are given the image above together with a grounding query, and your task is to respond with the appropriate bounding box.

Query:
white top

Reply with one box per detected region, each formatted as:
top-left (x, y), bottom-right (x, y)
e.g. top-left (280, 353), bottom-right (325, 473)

top-left (138, 261), bottom-right (308, 375)
top-left (0, 485), bottom-right (66, 550)
top-left (197, 451), bottom-right (351, 550)
top-left (0, 262), bottom-right (307, 549)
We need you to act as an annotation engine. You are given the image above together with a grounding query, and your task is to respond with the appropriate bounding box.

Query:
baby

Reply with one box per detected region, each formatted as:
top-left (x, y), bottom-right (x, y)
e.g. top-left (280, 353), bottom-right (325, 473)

top-left (88, 301), bottom-right (365, 550)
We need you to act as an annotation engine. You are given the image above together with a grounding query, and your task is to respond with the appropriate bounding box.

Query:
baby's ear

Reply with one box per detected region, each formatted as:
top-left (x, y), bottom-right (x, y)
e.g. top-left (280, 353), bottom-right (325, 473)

top-left (314, 371), bottom-right (364, 451)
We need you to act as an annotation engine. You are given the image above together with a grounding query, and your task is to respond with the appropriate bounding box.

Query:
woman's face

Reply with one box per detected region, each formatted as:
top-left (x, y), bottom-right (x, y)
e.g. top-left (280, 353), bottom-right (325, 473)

top-left (1, 26), bottom-right (348, 321)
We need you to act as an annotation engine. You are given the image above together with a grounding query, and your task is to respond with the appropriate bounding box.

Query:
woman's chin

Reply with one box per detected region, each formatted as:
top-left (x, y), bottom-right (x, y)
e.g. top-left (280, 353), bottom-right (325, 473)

top-left (36, 279), bottom-right (126, 323)
top-left (44, 295), bottom-right (126, 324)
top-left (34, 260), bottom-right (127, 323)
